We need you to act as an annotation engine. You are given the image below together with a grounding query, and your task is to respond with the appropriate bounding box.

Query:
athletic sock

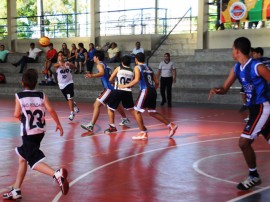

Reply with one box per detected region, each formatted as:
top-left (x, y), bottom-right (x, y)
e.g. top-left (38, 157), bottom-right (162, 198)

top-left (249, 168), bottom-right (259, 177)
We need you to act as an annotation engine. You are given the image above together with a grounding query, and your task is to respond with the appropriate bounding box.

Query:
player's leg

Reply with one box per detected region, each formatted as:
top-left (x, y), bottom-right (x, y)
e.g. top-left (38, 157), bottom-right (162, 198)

top-left (160, 77), bottom-right (166, 105)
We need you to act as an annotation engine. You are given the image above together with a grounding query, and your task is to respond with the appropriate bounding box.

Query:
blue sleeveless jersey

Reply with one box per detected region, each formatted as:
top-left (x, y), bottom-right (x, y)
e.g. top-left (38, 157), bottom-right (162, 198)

top-left (234, 58), bottom-right (270, 106)
top-left (100, 62), bottom-right (113, 90)
top-left (138, 64), bottom-right (155, 90)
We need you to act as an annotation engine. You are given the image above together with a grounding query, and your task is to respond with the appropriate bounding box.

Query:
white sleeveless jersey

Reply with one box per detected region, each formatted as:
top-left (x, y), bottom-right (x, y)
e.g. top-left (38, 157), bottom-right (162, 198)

top-left (15, 90), bottom-right (46, 136)
top-left (114, 65), bottom-right (134, 92)
top-left (56, 62), bottom-right (74, 89)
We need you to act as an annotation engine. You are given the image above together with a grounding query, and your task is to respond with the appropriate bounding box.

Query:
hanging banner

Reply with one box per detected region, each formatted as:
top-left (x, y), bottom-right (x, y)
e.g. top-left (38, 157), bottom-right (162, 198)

top-left (221, 0), bottom-right (270, 23)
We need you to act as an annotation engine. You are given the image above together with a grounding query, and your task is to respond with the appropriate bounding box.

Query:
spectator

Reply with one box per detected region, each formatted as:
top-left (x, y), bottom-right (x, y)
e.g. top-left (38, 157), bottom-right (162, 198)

top-left (130, 41), bottom-right (144, 62)
top-left (60, 43), bottom-right (70, 61)
top-left (68, 43), bottom-right (77, 64)
top-left (12, 43), bottom-right (42, 73)
top-left (0, 44), bottom-right (12, 63)
top-left (75, 43), bottom-right (87, 74)
top-left (107, 42), bottom-right (120, 63)
top-left (43, 43), bottom-right (58, 83)
top-left (86, 43), bottom-right (96, 73)
top-left (157, 53), bottom-right (176, 107)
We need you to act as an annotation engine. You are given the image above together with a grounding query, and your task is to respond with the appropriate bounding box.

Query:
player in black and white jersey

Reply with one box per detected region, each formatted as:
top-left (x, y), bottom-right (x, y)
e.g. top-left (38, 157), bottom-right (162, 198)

top-left (105, 55), bottom-right (134, 133)
top-left (3, 69), bottom-right (69, 200)
top-left (54, 51), bottom-right (79, 121)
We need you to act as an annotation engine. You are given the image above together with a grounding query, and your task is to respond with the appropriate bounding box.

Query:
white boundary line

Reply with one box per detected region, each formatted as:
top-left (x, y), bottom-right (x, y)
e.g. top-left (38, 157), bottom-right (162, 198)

top-left (52, 137), bottom-right (241, 201)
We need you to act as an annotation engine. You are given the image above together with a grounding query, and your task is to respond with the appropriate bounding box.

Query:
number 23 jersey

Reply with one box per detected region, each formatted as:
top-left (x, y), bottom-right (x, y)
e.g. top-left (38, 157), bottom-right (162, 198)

top-left (16, 90), bottom-right (46, 136)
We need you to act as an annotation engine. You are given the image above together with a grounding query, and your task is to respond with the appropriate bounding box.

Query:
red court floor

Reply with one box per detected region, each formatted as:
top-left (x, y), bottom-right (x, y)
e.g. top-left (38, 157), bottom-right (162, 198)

top-left (0, 98), bottom-right (270, 202)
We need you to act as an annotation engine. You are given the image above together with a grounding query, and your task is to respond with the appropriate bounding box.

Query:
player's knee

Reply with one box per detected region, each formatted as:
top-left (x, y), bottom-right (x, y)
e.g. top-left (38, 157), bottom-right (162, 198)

top-left (238, 138), bottom-right (252, 150)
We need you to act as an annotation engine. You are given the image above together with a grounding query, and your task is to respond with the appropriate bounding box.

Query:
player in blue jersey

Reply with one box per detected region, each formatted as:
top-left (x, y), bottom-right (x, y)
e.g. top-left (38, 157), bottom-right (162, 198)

top-left (119, 52), bottom-right (178, 140)
top-left (209, 37), bottom-right (270, 191)
top-left (81, 51), bottom-right (129, 132)
top-left (3, 69), bottom-right (69, 200)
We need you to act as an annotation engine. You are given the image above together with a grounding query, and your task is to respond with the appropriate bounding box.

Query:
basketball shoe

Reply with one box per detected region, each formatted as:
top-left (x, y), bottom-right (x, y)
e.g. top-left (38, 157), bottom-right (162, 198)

top-left (53, 168), bottom-right (69, 195)
top-left (68, 112), bottom-right (75, 121)
top-left (81, 123), bottom-right (94, 132)
top-left (169, 122), bottom-right (178, 138)
top-left (237, 175), bottom-right (261, 190)
top-left (104, 124), bottom-right (117, 134)
top-left (3, 187), bottom-right (22, 200)
top-left (119, 118), bottom-right (130, 126)
top-left (132, 131), bottom-right (148, 140)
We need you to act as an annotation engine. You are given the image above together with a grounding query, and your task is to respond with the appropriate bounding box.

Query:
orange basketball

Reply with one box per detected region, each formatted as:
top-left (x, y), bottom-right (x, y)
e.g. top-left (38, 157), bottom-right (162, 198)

top-left (39, 36), bottom-right (50, 47)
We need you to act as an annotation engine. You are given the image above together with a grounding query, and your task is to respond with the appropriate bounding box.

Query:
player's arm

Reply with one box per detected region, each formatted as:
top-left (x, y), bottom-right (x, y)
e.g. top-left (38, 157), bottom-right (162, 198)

top-left (172, 68), bottom-right (176, 83)
top-left (14, 97), bottom-right (22, 120)
top-left (109, 66), bottom-right (119, 83)
top-left (66, 62), bottom-right (76, 69)
top-left (153, 73), bottom-right (159, 89)
top-left (85, 63), bottom-right (105, 78)
top-left (257, 64), bottom-right (270, 82)
top-left (119, 66), bottom-right (140, 88)
top-left (54, 63), bottom-right (60, 68)
top-left (44, 95), bottom-right (64, 136)
top-left (208, 67), bottom-right (236, 100)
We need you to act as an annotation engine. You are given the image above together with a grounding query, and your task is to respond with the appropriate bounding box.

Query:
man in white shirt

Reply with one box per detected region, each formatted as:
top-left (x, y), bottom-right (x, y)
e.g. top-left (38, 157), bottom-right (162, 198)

top-left (130, 41), bottom-right (144, 62)
top-left (12, 43), bottom-right (42, 73)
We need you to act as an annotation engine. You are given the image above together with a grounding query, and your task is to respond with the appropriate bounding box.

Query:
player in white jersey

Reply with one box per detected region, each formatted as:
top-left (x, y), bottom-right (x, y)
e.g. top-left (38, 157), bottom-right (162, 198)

top-left (54, 51), bottom-right (79, 121)
top-left (3, 69), bottom-right (69, 200)
top-left (105, 55), bottom-right (134, 133)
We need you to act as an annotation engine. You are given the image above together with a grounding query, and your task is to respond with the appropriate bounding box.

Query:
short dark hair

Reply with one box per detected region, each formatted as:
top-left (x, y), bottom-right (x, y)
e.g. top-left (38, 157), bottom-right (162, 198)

top-left (30, 43), bottom-right (35, 46)
top-left (94, 50), bottom-right (105, 61)
top-left (78, 43), bottom-right (84, 48)
top-left (49, 43), bottom-right (53, 47)
top-left (22, 69), bottom-right (38, 90)
top-left (233, 37), bottom-right (251, 56)
top-left (122, 55), bottom-right (131, 66)
top-left (135, 52), bottom-right (145, 63)
top-left (254, 47), bottom-right (264, 56)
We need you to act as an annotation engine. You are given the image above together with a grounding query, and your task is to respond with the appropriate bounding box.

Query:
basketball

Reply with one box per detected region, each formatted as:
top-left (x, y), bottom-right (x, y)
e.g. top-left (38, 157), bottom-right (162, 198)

top-left (38, 36), bottom-right (50, 47)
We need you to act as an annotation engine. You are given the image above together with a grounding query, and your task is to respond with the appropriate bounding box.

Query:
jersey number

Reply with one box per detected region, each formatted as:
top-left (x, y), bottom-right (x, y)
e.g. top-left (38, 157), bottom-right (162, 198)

top-left (26, 110), bottom-right (45, 129)
top-left (119, 77), bottom-right (132, 85)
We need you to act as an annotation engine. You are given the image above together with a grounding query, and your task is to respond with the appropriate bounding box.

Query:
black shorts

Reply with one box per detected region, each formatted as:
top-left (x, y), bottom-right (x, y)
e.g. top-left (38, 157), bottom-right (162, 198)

top-left (61, 83), bottom-right (74, 100)
top-left (107, 90), bottom-right (134, 110)
top-left (134, 87), bottom-right (157, 112)
top-left (16, 133), bottom-right (45, 169)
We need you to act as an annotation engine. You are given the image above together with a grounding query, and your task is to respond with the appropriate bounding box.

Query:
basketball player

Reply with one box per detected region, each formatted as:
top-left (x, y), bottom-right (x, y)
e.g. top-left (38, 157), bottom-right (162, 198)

top-left (105, 55), bottom-right (134, 133)
top-left (3, 69), bottom-right (69, 200)
top-left (209, 37), bottom-right (270, 190)
top-left (54, 51), bottom-right (79, 121)
top-left (81, 51), bottom-right (129, 132)
top-left (118, 52), bottom-right (178, 140)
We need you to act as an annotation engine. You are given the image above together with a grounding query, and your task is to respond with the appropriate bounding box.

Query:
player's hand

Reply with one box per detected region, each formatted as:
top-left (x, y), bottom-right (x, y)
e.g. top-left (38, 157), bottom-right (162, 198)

top-left (56, 124), bottom-right (64, 136)
top-left (118, 84), bottom-right (124, 89)
top-left (208, 88), bottom-right (224, 100)
top-left (84, 72), bottom-right (92, 78)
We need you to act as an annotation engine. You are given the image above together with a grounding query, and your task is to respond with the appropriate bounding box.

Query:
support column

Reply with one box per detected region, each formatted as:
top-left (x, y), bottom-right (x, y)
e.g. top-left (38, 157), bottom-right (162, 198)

top-left (197, 0), bottom-right (208, 49)
top-left (155, 0), bottom-right (158, 34)
top-left (7, 0), bottom-right (17, 51)
top-left (92, 0), bottom-right (100, 44)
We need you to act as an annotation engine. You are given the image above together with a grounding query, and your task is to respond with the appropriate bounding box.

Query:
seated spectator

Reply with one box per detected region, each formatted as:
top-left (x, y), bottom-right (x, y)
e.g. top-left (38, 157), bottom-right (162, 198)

top-left (43, 43), bottom-right (58, 83)
top-left (68, 43), bottom-right (77, 64)
top-left (0, 44), bottom-right (12, 63)
top-left (60, 43), bottom-right (70, 61)
top-left (12, 43), bottom-right (42, 73)
top-left (86, 43), bottom-right (96, 73)
top-left (252, 47), bottom-right (270, 67)
top-left (107, 42), bottom-right (120, 63)
top-left (75, 42), bottom-right (87, 74)
top-left (130, 41), bottom-right (144, 62)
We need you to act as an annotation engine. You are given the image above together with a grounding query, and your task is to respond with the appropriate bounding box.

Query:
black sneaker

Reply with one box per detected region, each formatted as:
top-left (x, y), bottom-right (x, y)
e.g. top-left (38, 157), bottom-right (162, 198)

top-left (239, 105), bottom-right (248, 112)
top-left (53, 168), bottom-right (69, 195)
top-left (3, 187), bottom-right (22, 200)
top-left (104, 124), bottom-right (117, 134)
top-left (237, 175), bottom-right (261, 190)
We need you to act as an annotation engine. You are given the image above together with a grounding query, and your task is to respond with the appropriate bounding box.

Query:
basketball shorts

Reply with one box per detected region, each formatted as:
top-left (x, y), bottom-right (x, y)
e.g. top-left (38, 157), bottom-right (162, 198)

top-left (61, 83), bottom-right (74, 100)
top-left (241, 101), bottom-right (270, 143)
top-left (107, 90), bottom-right (134, 110)
top-left (134, 87), bottom-right (157, 113)
top-left (15, 133), bottom-right (45, 169)
top-left (97, 88), bottom-right (112, 105)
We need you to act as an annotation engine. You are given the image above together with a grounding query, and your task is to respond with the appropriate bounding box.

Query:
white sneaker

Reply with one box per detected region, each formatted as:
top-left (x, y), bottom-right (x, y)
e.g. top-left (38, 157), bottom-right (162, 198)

top-left (74, 102), bottom-right (79, 113)
top-left (237, 175), bottom-right (261, 190)
top-left (119, 118), bottom-right (130, 126)
top-left (3, 187), bottom-right (22, 200)
top-left (81, 123), bottom-right (94, 132)
top-left (53, 168), bottom-right (69, 195)
top-left (132, 131), bottom-right (148, 140)
top-left (68, 113), bottom-right (75, 121)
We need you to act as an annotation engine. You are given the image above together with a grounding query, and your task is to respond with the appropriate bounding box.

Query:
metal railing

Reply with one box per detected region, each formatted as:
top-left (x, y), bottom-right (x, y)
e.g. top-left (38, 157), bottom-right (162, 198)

top-left (146, 7), bottom-right (193, 64)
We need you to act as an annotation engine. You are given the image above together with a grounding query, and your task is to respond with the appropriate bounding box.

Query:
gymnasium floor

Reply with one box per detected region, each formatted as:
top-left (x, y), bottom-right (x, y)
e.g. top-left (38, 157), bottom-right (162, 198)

top-left (0, 98), bottom-right (270, 202)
